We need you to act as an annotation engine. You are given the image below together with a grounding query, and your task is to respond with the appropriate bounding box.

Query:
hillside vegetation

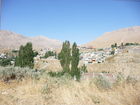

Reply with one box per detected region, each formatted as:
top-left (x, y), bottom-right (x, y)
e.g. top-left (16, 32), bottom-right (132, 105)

top-left (0, 46), bottom-right (140, 105)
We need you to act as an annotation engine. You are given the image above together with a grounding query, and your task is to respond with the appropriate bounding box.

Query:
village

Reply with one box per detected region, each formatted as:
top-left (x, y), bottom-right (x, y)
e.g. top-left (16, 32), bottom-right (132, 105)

top-left (79, 47), bottom-right (118, 64)
top-left (0, 44), bottom-right (121, 67)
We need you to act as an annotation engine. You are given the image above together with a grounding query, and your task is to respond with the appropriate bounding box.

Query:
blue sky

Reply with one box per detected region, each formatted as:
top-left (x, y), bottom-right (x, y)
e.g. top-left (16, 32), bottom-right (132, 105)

top-left (1, 0), bottom-right (140, 44)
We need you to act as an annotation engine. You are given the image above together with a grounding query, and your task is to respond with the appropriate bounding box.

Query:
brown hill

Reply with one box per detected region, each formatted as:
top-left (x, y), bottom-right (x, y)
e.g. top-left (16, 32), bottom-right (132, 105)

top-left (0, 30), bottom-right (62, 50)
top-left (84, 26), bottom-right (140, 48)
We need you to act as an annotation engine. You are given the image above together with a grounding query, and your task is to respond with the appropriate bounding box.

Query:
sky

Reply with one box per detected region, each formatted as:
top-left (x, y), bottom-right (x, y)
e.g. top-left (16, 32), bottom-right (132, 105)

top-left (1, 0), bottom-right (140, 44)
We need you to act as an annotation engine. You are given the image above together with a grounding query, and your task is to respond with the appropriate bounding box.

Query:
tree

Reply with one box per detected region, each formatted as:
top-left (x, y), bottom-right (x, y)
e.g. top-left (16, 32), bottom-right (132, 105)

top-left (114, 43), bottom-right (117, 48)
top-left (58, 41), bottom-right (71, 73)
top-left (111, 43), bottom-right (117, 48)
top-left (71, 42), bottom-right (80, 80)
top-left (58, 41), bottom-right (84, 81)
top-left (44, 51), bottom-right (55, 58)
top-left (15, 42), bottom-right (34, 68)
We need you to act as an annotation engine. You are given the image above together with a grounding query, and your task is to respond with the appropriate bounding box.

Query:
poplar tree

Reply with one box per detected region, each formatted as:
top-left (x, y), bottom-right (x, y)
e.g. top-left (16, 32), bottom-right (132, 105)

top-left (58, 41), bottom-right (71, 73)
top-left (71, 42), bottom-right (80, 80)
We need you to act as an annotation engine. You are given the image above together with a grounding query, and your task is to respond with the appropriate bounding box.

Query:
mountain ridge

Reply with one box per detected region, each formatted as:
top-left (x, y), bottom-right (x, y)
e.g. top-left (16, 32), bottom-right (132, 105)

top-left (0, 30), bottom-right (62, 50)
top-left (83, 26), bottom-right (140, 48)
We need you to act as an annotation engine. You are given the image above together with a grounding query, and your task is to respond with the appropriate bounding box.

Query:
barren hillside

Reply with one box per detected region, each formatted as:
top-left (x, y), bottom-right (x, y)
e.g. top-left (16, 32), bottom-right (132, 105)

top-left (84, 26), bottom-right (140, 48)
top-left (0, 30), bottom-right (62, 50)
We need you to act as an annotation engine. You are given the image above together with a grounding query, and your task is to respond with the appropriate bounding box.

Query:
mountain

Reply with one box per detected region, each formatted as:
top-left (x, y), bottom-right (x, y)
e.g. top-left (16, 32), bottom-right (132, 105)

top-left (84, 26), bottom-right (140, 48)
top-left (0, 30), bottom-right (62, 50)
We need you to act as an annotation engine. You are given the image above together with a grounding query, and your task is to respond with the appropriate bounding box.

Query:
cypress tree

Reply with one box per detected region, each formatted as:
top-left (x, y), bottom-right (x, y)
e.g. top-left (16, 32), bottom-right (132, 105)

top-left (71, 42), bottom-right (80, 80)
top-left (58, 41), bottom-right (71, 73)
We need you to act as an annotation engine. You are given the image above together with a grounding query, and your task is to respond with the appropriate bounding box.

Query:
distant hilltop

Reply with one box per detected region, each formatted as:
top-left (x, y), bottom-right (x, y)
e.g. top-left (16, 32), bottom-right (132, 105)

top-left (1, 26), bottom-right (140, 51)
top-left (83, 26), bottom-right (140, 48)
top-left (0, 30), bottom-right (62, 50)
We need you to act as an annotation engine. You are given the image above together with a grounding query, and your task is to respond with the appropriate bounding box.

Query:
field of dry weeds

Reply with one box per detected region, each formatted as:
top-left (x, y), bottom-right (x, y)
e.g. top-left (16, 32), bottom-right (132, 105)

top-left (0, 46), bottom-right (140, 105)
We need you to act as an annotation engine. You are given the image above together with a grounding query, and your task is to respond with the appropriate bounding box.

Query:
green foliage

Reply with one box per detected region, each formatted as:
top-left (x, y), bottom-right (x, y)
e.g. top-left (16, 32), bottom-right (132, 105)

top-left (125, 42), bottom-right (139, 46)
top-left (12, 49), bottom-right (18, 53)
top-left (33, 51), bottom-right (38, 57)
top-left (111, 50), bottom-right (115, 55)
top-left (0, 58), bottom-right (12, 66)
top-left (44, 51), bottom-right (56, 58)
top-left (98, 48), bottom-right (103, 51)
top-left (58, 41), bottom-right (71, 73)
top-left (15, 42), bottom-right (34, 68)
top-left (71, 42), bottom-right (80, 80)
top-left (111, 43), bottom-right (117, 48)
top-left (58, 41), bottom-right (82, 81)
top-left (48, 71), bottom-right (65, 77)
top-left (114, 43), bottom-right (117, 48)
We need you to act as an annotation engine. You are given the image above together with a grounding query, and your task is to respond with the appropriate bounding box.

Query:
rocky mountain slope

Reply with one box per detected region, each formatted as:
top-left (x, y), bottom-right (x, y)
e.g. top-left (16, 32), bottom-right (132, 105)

top-left (84, 26), bottom-right (140, 48)
top-left (0, 30), bottom-right (62, 50)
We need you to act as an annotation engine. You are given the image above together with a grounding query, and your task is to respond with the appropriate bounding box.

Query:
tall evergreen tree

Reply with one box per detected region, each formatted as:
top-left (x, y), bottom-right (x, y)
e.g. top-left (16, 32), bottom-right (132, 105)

top-left (71, 42), bottom-right (80, 80)
top-left (58, 41), bottom-right (71, 73)
top-left (15, 42), bottom-right (34, 68)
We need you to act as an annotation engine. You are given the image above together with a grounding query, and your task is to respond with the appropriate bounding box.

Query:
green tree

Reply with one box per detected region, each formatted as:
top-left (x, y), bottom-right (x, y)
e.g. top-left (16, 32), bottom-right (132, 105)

top-left (114, 43), bottom-right (117, 48)
top-left (58, 41), bottom-right (71, 73)
top-left (44, 51), bottom-right (55, 58)
top-left (111, 43), bottom-right (117, 48)
top-left (71, 42), bottom-right (80, 80)
top-left (15, 42), bottom-right (34, 68)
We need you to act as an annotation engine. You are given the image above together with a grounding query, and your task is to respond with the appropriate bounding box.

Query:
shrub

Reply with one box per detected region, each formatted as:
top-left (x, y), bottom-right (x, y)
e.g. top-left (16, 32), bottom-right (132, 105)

top-left (111, 50), bottom-right (115, 55)
top-left (80, 64), bottom-right (87, 74)
top-left (41, 84), bottom-right (50, 94)
top-left (0, 66), bottom-right (41, 82)
top-left (44, 51), bottom-right (56, 58)
top-left (125, 42), bottom-right (139, 46)
top-left (0, 58), bottom-right (13, 66)
top-left (116, 72), bottom-right (124, 84)
top-left (94, 75), bottom-right (111, 90)
top-left (113, 72), bottom-right (125, 87)
top-left (48, 71), bottom-right (65, 77)
top-left (126, 76), bottom-right (137, 85)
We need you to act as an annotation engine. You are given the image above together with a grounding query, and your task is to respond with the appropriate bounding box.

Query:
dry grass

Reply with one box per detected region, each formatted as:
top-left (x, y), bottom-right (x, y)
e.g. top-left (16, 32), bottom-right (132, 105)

top-left (0, 75), bottom-right (140, 105)
top-left (87, 52), bottom-right (140, 79)
top-left (0, 47), bottom-right (140, 105)
top-left (34, 58), bottom-right (62, 72)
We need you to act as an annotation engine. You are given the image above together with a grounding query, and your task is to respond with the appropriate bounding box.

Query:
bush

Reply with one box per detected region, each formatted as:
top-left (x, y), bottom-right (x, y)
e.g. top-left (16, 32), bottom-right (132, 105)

top-left (126, 76), bottom-right (137, 85)
top-left (0, 58), bottom-right (13, 66)
top-left (111, 50), bottom-right (115, 55)
top-left (48, 71), bottom-right (65, 77)
top-left (44, 51), bottom-right (56, 58)
top-left (0, 66), bottom-right (41, 82)
top-left (80, 64), bottom-right (87, 74)
top-left (113, 72), bottom-right (125, 87)
top-left (94, 75), bottom-right (111, 90)
top-left (125, 42), bottom-right (139, 46)
top-left (41, 84), bottom-right (50, 94)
